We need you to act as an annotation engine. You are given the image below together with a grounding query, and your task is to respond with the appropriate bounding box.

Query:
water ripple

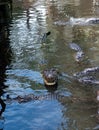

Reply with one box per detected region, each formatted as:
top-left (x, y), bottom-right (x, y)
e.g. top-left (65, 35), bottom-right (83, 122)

top-left (6, 69), bottom-right (43, 84)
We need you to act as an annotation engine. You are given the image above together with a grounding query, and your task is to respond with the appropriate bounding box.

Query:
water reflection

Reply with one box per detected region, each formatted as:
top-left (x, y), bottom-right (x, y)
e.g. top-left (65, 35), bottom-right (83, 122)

top-left (0, 27), bottom-right (12, 119)
top-left (0, 22), bottom-right (12, 130)
top-left (0, 25), bottom-right (12, 89)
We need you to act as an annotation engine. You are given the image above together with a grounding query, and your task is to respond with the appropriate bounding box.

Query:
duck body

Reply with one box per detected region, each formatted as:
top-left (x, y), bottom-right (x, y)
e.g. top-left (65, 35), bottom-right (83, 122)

top-left (41, 31), bottom-right (51, 44)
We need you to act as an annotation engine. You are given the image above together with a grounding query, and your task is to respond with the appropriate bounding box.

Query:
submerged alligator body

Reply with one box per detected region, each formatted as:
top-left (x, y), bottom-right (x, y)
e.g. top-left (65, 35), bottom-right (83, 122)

top-left (74, 67), bottom-right (99, 85)
top-left (6, 94), bottom-right (45, 103)
top-left (70, 17), bottom-right (99, 25)
top-left (69, 42), bottom-right (84, 62)
top-left (74, 67), bottom-right (99, 77)
top-left (54, 17), bottom-right (99, 26)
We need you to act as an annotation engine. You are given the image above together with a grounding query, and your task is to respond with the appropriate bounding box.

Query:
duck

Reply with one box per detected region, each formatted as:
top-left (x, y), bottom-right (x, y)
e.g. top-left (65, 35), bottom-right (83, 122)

top-left (41, 31), bottom-right (51, 44)
top-left (42, 68), bottom-right (58, 87)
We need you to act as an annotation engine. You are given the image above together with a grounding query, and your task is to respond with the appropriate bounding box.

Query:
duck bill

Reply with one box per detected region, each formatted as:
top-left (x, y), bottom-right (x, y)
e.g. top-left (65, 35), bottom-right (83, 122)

top-left (44, 79), bottom-right (57, 86)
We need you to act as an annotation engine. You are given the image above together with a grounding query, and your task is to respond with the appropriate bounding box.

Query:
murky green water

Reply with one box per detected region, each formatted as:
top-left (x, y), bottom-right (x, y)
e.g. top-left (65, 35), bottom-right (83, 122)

top-left (0, 0), bottom-right (99, 130)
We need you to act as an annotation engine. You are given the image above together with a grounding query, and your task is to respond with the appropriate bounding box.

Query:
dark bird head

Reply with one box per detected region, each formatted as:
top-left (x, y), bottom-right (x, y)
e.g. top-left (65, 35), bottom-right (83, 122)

top-left (46, 31), bottom-right (51, 36)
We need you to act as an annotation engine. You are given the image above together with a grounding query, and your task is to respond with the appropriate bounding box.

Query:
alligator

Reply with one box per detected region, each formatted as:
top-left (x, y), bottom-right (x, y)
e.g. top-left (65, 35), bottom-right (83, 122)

top-left (69, 43), bottom-right (99, 84)
top-left (74, 66), bottom-right (99, 85)
top-left (69, 42), bottom-right (85, 62)
top-left (70, 17), bottom-right (99, 25)
top-left (6, 94), bottom-right (45, 103)
top-left (54, 17), bottom-right (99, 26)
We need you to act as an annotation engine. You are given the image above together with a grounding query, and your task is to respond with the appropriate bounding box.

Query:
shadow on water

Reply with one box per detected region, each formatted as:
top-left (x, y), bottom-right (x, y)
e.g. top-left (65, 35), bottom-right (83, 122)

top-left (0, 25), bottom-right (12, 89)
top-left (0, 3), bottom-right (12, 127)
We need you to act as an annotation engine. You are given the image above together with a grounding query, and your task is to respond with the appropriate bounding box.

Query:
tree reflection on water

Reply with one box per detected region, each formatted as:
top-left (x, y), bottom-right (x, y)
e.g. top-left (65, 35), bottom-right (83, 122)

top-left (0, 24), bottom-right (12, 116)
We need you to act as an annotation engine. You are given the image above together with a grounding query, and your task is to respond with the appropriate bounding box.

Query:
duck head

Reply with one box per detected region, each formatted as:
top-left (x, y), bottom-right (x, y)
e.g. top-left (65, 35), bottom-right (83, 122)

top-left (42, 68), bottom-right (58, 88)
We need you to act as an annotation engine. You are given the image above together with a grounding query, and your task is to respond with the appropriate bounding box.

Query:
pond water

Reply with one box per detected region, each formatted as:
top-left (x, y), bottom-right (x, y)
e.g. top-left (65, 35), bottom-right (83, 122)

top-left (0, 0), bottom-right (99, 130)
